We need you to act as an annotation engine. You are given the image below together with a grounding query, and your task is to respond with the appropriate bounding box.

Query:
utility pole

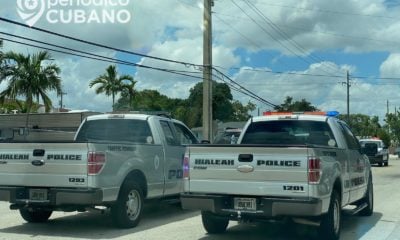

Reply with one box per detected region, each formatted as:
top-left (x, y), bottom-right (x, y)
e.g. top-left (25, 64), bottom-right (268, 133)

top-left (203, 0), bottom-right (213, 141)
top-left (346, 70), bottom-right (350, 123)
top-left (59, 91), bottom-right (67, 111)
top-left (387, 100), bottom-right (389, 116)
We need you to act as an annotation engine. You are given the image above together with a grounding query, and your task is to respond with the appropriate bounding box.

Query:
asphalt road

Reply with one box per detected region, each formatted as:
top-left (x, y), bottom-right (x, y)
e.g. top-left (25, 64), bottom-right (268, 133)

top-left (1, 156), bottom-right (400, 240)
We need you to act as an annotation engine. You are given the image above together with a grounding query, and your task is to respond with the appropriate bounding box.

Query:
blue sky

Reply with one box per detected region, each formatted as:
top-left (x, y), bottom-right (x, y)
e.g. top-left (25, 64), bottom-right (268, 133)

top-left (1, 0), bottom-right (400, 123)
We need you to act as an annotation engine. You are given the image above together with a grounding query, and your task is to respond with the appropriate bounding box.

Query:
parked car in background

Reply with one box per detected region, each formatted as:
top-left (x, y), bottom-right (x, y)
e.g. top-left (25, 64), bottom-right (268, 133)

top-left (359, 138), bottom-right (389, 166)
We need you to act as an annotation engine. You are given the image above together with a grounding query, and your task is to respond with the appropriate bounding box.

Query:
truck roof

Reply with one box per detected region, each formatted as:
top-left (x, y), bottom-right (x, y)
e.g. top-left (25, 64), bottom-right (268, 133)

top-left (85, 113), bottom-right (169, 121)
top-left (252, 114), bottom-right (330, 122)
top-left (359, 139), bottom-right (383, 142)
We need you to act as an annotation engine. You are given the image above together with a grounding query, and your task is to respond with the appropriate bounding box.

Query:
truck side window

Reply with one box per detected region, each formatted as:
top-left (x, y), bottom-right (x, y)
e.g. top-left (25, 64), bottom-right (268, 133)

top-left (160, 121), bottom-right (179, 146)
top-left (173, 123), bottom-right (198, 145)
top-left (339, 123), bottom-right (360, 150)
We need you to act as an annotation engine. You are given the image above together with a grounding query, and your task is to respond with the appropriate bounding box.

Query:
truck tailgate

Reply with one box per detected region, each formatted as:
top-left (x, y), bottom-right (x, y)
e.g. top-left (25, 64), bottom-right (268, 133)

top-left (187, 145), bottom-right (310, 197)
top-left (0, 143), bottom-right (89, 188)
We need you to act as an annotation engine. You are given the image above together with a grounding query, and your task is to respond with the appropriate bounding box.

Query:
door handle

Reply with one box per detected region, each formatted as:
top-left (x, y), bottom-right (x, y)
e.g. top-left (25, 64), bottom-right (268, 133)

top-left (238, 154), bottom-right (253, 162)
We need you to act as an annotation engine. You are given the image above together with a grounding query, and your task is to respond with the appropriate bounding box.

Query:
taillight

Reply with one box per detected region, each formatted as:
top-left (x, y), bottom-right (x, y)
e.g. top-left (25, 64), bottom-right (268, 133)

top-left (88, 152), bottom-right (106, 175)
top-left (183, 154), bottom-right (190, 179)
top-left (308, 157), bottom-right (321, 184)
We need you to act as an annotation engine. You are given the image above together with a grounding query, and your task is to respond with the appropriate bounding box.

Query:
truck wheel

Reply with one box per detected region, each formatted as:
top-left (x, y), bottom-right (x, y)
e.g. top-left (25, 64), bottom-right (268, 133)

top-left (384, 156), bottom-right (389, 166)
top-left (358, 174), bottom-right (374, 216)
top-left (111, 181), bottom-right (144, 228)
top-left (378, 162), bottom-right (383, 167)
top-left (201, 211), bottom-right (229, 234)
top-left (318, 190), bottom-right (341, 240)
top-left (19, 209), bottom-right (52, 223)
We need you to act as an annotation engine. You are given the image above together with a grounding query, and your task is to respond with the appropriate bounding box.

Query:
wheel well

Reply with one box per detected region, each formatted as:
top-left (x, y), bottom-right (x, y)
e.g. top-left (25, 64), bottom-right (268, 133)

top-left (123, 170), bottom-right (148, 198)
top-left (333, 178), bottom-right (342, 201)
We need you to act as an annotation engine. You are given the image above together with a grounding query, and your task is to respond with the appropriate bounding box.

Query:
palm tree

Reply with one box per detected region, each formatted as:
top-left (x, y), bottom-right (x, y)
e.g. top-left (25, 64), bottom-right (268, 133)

top-left (0, 51), bottom-right (62, 128)
top-left (121, 78), bottom-right (137, 109)
top-left (89, 65), bottom-right (134, 111)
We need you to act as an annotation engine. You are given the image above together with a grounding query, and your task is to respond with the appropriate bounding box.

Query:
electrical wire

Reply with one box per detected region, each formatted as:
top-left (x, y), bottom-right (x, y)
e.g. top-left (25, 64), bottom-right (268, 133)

top-left (0, 37), bottom-right (205, 81)
top-left (242, 0), bottom-right (340, 75)
top-left (1, 34), bottom-right (277, 105)
top-left (229, 1), bottom-right (326, 73)
top-left (0, 17), bottom-right (203, 68)
top-left (213, 12), bottom-right (400, 46)
top-left (212, 67), bottom-right (278, 108)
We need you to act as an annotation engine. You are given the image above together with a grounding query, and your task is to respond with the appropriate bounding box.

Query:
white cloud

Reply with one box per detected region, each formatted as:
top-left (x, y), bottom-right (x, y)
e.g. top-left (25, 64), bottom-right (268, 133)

top-left (1, 0), bottom-right (400, 122)
top-left (231, 62), bottom-right (398, 121)
top-left (380, 53), bottom-right (400, 78)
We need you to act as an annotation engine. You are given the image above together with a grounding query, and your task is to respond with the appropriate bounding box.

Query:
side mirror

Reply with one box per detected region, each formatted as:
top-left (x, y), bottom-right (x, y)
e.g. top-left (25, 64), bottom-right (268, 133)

top-left (360, 147), bottom-right (366, 154)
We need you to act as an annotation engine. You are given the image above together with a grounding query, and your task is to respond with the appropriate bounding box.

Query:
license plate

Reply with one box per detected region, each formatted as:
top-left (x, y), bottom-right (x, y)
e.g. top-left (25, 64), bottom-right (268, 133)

top-left (234, 198), bottom-right (256, 211)
top-left (29, 189), bottom-right (48, 201)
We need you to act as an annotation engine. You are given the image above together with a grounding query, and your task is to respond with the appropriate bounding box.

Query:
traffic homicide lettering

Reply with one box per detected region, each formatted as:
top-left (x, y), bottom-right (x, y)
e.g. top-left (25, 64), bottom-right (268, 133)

top-left (195, 159), bottom-right (235, 166)
top-left (108, 145), bottom-right (135, 152)
top-left (257, 160), bottom-right (301, 167)
top-left (47, 154), bottom-right (82, 160)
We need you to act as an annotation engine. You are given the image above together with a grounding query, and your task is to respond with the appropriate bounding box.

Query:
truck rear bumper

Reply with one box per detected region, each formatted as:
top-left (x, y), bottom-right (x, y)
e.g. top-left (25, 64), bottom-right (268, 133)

top-left (0, 186), bottom-right (103, 206)
top-left (181, 193), bottom-right (323, 218)
top-left (367, 155), bottom-right (386, 164)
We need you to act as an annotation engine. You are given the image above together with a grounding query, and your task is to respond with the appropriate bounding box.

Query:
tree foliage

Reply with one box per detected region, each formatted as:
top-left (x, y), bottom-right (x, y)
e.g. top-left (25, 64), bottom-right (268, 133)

top-left (90, 65), bottom-right (135, 111)
top-left (338, 114), bottom-right (391, 146)
top-left (0, 51), bottom-right (61, 113)
top-left (274, 96), bottom-right (319, 112)
top-left (385, 112), bottom-right (400, 144)
top-left (115, 81), bottom-right (256, 128)
top-left (339, 114), bottom-right (381, 137)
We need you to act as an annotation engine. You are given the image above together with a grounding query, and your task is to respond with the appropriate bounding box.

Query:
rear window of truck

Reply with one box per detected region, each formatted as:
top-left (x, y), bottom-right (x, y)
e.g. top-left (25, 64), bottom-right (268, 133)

top-left (241, 120), bottom-right (336, 147)
top-left (75, 119), bottom-right (153, 144)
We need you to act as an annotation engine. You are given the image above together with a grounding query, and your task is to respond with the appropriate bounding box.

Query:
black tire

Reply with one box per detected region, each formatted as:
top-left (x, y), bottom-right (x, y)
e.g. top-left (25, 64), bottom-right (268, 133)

top-left (201, 211), bottom-right (229, 234)
top-left (384, 156), bottom-right (389, 166)
top-left (111, 181), bottom-right (144, 228)
top-left (359, 174), bottom-right (374, 216)
top-left (318, 191), bottom-right (341, 240)
top-left (378, 162), bottom-right (383, 167)
top-left (19, 209), bottom-right (52, 223)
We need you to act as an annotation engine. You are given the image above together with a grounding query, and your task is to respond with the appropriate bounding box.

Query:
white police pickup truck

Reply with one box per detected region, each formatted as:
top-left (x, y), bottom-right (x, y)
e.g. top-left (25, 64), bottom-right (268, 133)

top-left (0, 113), bottom-right (198, 228)
top-left (181, 111), bottom-right (373, 240)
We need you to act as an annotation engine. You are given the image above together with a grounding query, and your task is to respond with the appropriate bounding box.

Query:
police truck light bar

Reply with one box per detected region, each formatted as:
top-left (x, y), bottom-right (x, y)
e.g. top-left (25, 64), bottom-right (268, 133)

top-left (263, 111), bottom-right (339, 117)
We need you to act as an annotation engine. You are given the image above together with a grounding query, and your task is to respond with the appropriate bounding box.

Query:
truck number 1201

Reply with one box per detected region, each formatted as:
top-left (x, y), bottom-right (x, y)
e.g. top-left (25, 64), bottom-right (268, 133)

top-left (283, 185), bottom-right (304, 192)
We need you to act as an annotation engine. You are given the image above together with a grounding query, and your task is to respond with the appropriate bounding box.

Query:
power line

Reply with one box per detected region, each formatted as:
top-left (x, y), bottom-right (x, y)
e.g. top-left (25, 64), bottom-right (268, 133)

top-left (0, 17), bottom-right (203, 68)
top-left (244, 1), bottom-right (400, 21)
top-left (213, 67), bottom-right (278, 108)
top-left (213, 14), bottom-right (292, 70)
top-left (0, 37), bottom-right (205, 81)
top-left (214, 12), bottom-right (400, 46)
top-left (214, 65), bottom-right (400, 81)
top-left (1, 33), bottom-right (278, 106)
top-left (229, 0), bottom-right (333, 74)
top-left (213, 65), bottom-right (345, 78)
top-left (242, 0), bottom-right (340, 75)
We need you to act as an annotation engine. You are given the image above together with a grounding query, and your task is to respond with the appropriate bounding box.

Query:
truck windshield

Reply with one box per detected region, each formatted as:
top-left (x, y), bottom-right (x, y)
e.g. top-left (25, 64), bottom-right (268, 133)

top-left (241, 120), bottom-right (336, 147)
top-left (75, 119), bottom-right (153, 143)
top-left (360, 141), bottom-right (383, 148)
